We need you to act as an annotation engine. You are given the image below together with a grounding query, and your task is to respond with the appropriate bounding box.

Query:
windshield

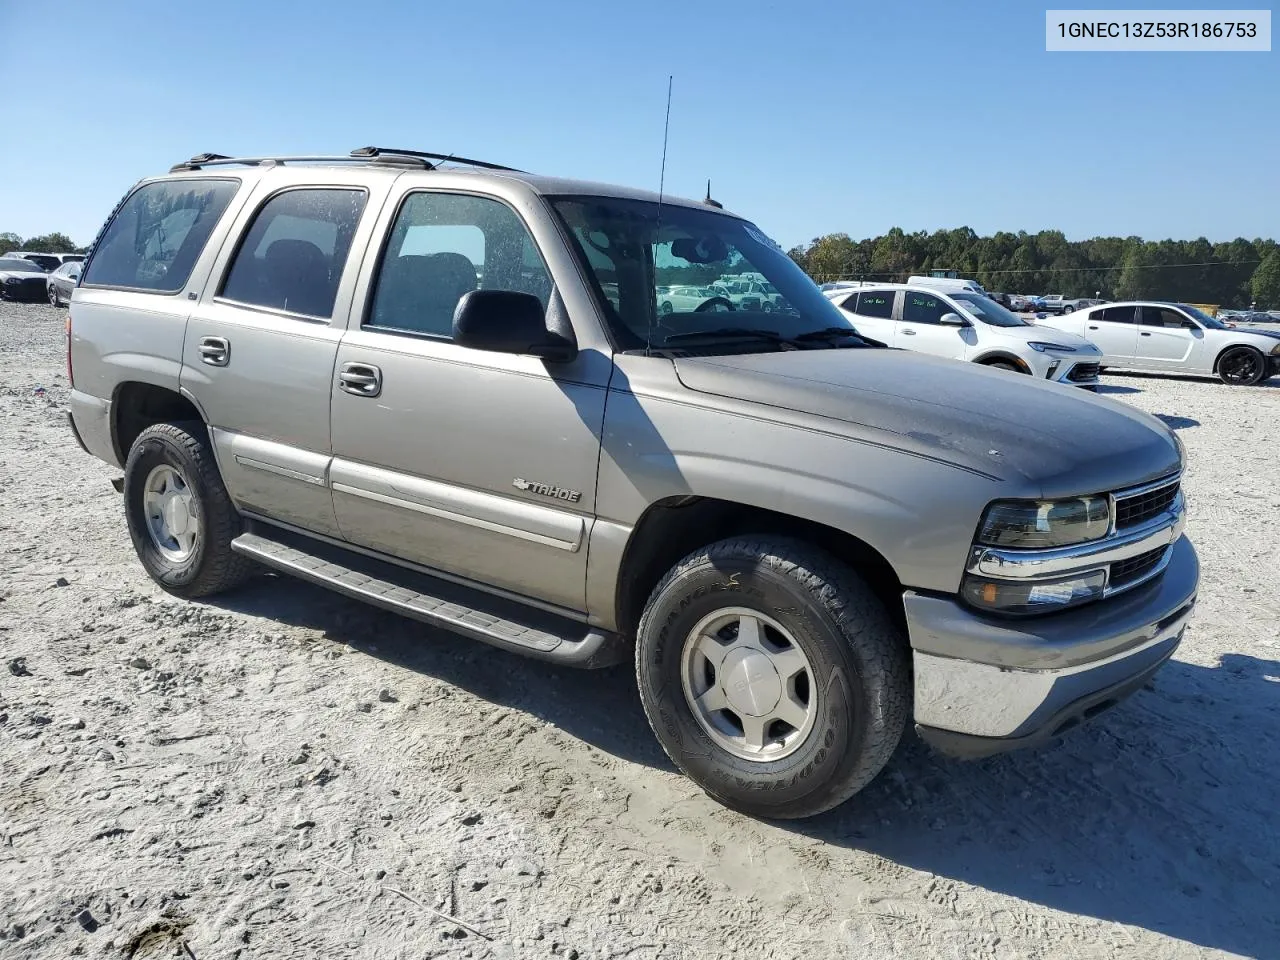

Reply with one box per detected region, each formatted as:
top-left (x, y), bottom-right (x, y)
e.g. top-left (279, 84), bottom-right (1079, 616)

top-left (951, 292), bottom-right (1031, 327)
top-left (551, 197), bottom-right (862, 352)
top-left (1179, 304), bottom-right (1229, 329)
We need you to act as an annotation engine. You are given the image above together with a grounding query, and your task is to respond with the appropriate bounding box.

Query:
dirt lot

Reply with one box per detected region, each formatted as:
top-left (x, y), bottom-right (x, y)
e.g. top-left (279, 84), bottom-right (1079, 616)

top-left (2, 300), bottom-right (1277, 960)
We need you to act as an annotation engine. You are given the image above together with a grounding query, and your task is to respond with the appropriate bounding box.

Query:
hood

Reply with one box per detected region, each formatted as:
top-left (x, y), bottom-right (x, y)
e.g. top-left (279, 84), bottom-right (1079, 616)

top-left (0, 268), bottom-right (47, 277)
top-left (673, 349), bottom-right (1181, 497)
top-left (1233, 328), bottom-right (1280, 343)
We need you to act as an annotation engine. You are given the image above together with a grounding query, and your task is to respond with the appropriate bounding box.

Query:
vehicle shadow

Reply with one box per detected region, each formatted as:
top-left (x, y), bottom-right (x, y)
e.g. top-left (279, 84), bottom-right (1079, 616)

top-left (1095, 382), bottom-right (1142, 395)
top-left (1106, 370), bottom-right (1280, 390)
top-left (789, 652), bottom-right (1280, 957)
top-left (210, 576), bottom-right (1278, 955)
top-left (212, 574), bottom-right (673, 771)
top-left (1153, 414), bottom-right (1200, 430)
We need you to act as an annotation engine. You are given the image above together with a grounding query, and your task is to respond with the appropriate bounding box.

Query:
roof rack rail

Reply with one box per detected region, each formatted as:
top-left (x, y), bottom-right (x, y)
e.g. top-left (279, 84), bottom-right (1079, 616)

top-left (168, 152), bottom-right (432, 173)
top-left (351, 146), bottom-right (523, 172)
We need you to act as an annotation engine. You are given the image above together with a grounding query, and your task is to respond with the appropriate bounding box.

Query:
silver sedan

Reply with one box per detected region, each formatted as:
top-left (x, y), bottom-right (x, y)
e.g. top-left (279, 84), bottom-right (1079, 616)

top-left (46, 261), bottom-right (82, 307)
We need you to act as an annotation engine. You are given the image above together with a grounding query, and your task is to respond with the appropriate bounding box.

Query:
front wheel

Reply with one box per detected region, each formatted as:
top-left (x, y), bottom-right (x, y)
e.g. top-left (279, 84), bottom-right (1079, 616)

top-left (123, 421), bottom-right (255, 598)
top-left (1217, 346), bottom-right (1267, 386)
top-left (635, 537), bottom-right (909, 819)
top-left (48, 285), bottom-right (61, 307)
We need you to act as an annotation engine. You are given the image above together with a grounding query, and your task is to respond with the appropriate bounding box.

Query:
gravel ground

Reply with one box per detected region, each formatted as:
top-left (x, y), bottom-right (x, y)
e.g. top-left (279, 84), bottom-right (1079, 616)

top-left (2, 300), bottom-right (1277, 960)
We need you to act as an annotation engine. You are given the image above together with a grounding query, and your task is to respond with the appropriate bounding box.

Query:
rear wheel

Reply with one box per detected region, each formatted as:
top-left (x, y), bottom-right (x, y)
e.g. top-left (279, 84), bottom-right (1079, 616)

top-left (123, 421), bottom-right (254, 598)
top-left (660, 301), bottom-right (673, 316)
top-left (1063, 304), bottom-right (1074, 314)
top-left (1217, 346), bottom-right (1267, 386)
top-left (635, 536), bottom-right (909, 819)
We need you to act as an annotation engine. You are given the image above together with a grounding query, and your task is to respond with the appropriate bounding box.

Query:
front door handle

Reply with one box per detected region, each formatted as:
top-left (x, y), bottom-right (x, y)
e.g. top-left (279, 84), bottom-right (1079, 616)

top-left (1088, 325), bottom-right (1099, 330)
top-left (1140, 332), bottom-right (1152, 337)
top-left (338, 362), bottom-right (382, 397)
top-left (198, 336), bottom-right (230, 366)
top-left (902, 328), bottom-right (917, 335)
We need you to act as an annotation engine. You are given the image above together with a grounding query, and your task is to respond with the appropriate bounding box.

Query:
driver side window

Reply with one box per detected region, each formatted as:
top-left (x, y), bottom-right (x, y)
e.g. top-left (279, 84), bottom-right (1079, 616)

top-left (901, 291), bottom-right (950, 324)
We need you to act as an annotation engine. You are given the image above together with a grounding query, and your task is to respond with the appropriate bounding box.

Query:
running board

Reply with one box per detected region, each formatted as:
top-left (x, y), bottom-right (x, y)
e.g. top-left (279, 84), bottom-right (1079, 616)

top-left (230, 529), bottom-right (628, 668)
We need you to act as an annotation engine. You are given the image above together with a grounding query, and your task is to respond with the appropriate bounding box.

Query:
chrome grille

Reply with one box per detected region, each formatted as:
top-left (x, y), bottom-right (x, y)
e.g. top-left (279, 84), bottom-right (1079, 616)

top-left (1115, 477), bottom-right (1180, 530)
top-left (1067, 362), bottom-right (1100, 382)
top-left (1109, 546), bottom-right (1168, 588)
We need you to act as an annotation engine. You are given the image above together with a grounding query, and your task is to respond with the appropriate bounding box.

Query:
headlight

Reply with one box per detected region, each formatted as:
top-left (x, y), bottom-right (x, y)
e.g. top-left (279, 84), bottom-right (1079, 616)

top-left (962, 570), bottom-right (1106, 614)
top-left (1270, 342), bottom-right (1280, 356)
top-left (1027, 341), bottom-right (1077, 353)
top-left (977, 496), bottom-right (1110, 548)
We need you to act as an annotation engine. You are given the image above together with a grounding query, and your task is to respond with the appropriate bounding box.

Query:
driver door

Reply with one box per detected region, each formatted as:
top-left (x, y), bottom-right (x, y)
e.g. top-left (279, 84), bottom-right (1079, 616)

top-left (1135, 305), bottom-right (1201, 368)
top-left (898, 289), bottom-right (973, 360)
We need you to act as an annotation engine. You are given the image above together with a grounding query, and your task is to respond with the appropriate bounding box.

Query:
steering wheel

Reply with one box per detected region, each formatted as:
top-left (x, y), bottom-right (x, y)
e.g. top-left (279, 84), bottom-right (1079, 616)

top-left (695, 296), bottom-right (736, 313)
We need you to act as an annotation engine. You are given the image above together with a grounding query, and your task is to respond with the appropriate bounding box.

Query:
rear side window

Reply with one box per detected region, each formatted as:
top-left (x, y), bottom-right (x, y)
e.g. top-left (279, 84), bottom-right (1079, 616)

top-left (220, 188), bottom-right (367, 319)
top-left (1099, 305), bottom-right (1136, 324)
top-left (849, 290), bottom-right (894, 319)
top-left (82, 179), bottom-right (239, 293)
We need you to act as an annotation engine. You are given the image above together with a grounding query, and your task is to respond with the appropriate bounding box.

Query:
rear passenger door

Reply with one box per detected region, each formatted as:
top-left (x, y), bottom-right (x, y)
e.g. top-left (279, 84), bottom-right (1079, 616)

top-left (1082, 305), bottom-right (1139, 364)
top-left (328, 187), bottom-right (610, 613)
top-left (181, 171), bottom-right (392, 537)
top-left (834, 289), bottom-right (897, 346)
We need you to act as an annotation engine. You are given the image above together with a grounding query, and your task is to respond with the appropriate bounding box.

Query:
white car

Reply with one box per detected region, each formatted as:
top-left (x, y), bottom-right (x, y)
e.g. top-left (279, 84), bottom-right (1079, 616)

top-left (1037, 301), bottom-right (1280, 386)
top-left (826, 283), bottom-right (1102, 388)
top-left (656, 285), bottom-right (721, 314)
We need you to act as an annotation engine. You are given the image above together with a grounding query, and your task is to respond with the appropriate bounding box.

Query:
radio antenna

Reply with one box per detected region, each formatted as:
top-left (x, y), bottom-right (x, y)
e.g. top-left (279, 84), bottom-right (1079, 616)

top-left (647, 75), bottom-right (673, 357)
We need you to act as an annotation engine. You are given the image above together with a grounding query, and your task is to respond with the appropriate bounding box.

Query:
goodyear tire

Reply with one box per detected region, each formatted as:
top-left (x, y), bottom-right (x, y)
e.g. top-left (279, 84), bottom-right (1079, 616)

top-left (635, 537), bottom-right (909, 819)
top-left (123, 421), bottom-right (254, 598)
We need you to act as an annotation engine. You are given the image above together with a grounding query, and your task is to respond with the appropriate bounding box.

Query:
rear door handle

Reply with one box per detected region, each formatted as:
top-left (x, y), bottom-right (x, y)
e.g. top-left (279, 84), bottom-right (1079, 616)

top-left (1140, 332), bottom-right (1152, 337)
top-left (1087, 325), bottom-right (1099, 330)
top-left (198, 336), bottom-right (230, 366)
top-left (338, 362), bottom-right (382, 397)
top-left (902, 328), bottom-right (917, 335)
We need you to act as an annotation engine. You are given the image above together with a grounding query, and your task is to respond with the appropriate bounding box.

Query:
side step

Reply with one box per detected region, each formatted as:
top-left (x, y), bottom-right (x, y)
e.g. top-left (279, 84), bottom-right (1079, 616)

top-left (230, 528), bottom-right (628, 669)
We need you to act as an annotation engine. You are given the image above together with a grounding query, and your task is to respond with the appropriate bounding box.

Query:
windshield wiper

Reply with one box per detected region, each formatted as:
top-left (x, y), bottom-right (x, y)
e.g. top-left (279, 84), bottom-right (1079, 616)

top-left (793, 326), bottom-right (883, 348)
top-left (663, 327), bottom-right (789, 345)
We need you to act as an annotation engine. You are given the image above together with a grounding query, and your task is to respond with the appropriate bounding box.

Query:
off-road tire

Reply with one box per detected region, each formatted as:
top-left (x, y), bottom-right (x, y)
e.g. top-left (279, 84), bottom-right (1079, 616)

top-left (123, 421), bottom-right (254, 598)
top-left (635, 536), bottom-right (909, 819)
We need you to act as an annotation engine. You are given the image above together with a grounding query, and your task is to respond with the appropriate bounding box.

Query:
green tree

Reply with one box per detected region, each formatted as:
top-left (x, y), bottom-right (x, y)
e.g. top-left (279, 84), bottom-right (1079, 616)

top-left (1251, 251), bottom-right (1280, 308)
top-left (22, 232), bottom-right (78, 253)
top-left (0, 231), bottom-right (22, 252)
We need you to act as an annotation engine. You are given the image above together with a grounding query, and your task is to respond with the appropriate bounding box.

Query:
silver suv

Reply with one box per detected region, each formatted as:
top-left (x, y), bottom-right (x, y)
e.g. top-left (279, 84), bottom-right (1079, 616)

top-left (66, 148), bottom-right (1198, 819)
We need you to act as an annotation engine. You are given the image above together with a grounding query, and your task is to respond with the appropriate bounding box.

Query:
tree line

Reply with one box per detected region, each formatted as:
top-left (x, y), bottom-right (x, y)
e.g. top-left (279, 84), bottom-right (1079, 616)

top-left (786, 228), bottom-right (1280, 309)
top-left (0, 231), bottom-right (86, 255)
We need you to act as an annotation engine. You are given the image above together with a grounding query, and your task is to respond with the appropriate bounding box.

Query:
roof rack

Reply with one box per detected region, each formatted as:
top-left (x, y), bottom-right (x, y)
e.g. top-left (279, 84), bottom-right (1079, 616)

top-left (350, 146), bottom-right (523, 172)
top-left (168, 152), bottom-right (433, 173)
top-left (168, 147), bottom-right (521, 174)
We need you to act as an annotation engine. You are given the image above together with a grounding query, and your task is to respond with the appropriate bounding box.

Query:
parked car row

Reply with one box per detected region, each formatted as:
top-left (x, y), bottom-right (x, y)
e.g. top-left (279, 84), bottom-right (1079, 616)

top-left (0, 255), bottom-right (83, 304)
top-left (1, 250), bottom-right (84, 271)
top-left (822, 283), bottom-right (1103, 389)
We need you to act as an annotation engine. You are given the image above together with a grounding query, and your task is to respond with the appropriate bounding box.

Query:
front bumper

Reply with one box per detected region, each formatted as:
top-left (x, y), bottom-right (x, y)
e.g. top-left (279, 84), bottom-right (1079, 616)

top-left (907, 534), bottom-right (1198, 756)
top-left (1, 278), bottom-right (49, 302)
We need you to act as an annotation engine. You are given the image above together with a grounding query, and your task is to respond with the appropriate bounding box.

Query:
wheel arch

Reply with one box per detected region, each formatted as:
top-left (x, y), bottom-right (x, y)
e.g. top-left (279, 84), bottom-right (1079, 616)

top-left (1212, 340), bottom-right (1267, 373)
top-left (613, 496), bottom-right (906, 641)
top-left (111, 381), bottom-right (206, 464)
top-left (972, 350), bottom-right (1031, 373)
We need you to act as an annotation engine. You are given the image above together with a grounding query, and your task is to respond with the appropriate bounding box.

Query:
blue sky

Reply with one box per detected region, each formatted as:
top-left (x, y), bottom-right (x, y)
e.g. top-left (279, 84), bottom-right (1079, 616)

top-left (1, 0), bottom-right (1275, 249)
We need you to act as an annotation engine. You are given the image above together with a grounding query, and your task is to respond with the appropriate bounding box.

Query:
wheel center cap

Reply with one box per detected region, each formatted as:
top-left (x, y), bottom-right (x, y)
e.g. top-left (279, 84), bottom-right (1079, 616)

top-left (162, 494), bottom-right (191, 537)
top-left (720, 649), bottom-right (781, 718)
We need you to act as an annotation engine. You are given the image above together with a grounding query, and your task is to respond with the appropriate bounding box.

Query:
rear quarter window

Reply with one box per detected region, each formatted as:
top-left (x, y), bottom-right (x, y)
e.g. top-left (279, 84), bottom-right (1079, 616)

top-left (81, 178), bottom-right (240, 293)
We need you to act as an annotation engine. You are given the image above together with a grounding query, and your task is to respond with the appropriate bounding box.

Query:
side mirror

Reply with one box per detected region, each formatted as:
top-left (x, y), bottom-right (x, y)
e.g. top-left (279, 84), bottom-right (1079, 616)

top-left (452, 290), bottom-right (578, 362)
top-left (939, 312), bottom-right (967, 327)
